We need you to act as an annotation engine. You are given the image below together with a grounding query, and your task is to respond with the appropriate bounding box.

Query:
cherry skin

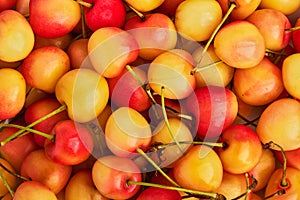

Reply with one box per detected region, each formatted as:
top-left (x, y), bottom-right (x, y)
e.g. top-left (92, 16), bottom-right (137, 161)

top-left (29, 0), bottom-right (81, 38)
top-left (257, 98), bottom-right (300, 151)
top-left (0, 68), bottom-right (26, 120)
top-left (13, 181), bottom-right (58, 200)
top-left (155, 0), bottom-right (185, 18)
top-left (217, 124), bottom-right (263, 174)
top-left (84, 0), bottom-right (126, 32)
top-left (183, 85), bottom-right (238, 139)
top-left (21, 149), bottom-right (72, 194)
top-left (0, 123), bottom-right (39, 171)
top-left (21, 46), bottom-right (71, 94)
top-left (249, 149), bottom-right (277, 192)
top-left (137, 187), bottom-right (182, 200)
top-left (259, 0), bottom-right (300, 15)
top-left (0, 9), bottom-right (34, 62)
top-left (88, 27), bottom-right (139, 78)
top-left (213, 20), bottom-right (266, 69)
top-left (64, 170), bottom-right (108, 200)
top-left (233, 57), bottom-right (284, 106)
top-left (148, 49), bottom-right (196, 100)
top-left (24, 97), bottom-right (69, 147)
top-left (213, 171), bottom-right (252, 199)
top-left (105, 107), bottom-right (152, 158)
top-left (173, 145), bottom-right (223, 192)
top-left (282, 53), bottom-right (300, 99)
top-left (265, 167), bottom-right (300, 199)
top-left (107, 66), bottom-right (151, 112)
top-left (124, 13), bottom-right (177, 60)
top-left (246, 8), bottom-right (292, 51)
top-left (44, 119), bottom-right (94, 166)
top-left (92, 155), bottom-right (142, 200)
top-left (192, 45), bottom-right (234, 88)
top-left (125, 0), bottom-right (165, 12)
top-left (0, 0), bottom-right (17, 11)
top-left (292, 18), bottom-right (300, 53)
top-left (55, 68), bottom-right (109, 123)
top-left (175, 0), bottom-right (222, 42)
top-left (217, 0), bottom-right (261, 20)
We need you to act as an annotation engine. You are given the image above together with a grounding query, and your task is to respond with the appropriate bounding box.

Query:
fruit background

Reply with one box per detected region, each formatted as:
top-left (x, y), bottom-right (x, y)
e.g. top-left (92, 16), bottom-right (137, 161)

top-left (0, 0), bottom-right (300, 199)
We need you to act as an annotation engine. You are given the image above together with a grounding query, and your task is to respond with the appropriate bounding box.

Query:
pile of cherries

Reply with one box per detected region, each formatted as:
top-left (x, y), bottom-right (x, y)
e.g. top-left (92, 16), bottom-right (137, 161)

top-left (0, 0), bottom-right (300, 199)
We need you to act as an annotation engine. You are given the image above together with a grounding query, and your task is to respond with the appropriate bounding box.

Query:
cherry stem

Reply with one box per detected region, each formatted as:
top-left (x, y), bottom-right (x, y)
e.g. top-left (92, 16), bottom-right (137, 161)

top-left (264, 141), bottom-right (288, 187)
top-left (265, 49), bottom-right (289, 56)
top-left (0, 124), bottom-right (53, 145)
top-left (124, 1), bottom-right (145, 21)
top-left (191, 60), bottom-right (223, 75)
top-left (152, 140), bottom-right (225, 150)
top-left (0, 170), bottom-right (14, 197)
top-left (0, 162), bottom-right (29, 181)
top-left (264, 189), bottom-right (286, 199)
top-left (161, 86), bottom-right (184, 154)
top-left (76, 0), bottom-right (93, 8)
top-left (80, 5), bottom-right (87, 39)
top-left (196, 2), bottom-right (237, 64)
top-left (136, 147), bottom-right (180, 187)
top-left (272, 47), bottom-right (287, 65)
top-left (125, 65), bottom-right (157, 105)
top-left (0, 105), bottom-right (66, 146)
top-left (285, 25), bottom-right (300, 33)
top-left (127, 180), bottom-right (223, 199)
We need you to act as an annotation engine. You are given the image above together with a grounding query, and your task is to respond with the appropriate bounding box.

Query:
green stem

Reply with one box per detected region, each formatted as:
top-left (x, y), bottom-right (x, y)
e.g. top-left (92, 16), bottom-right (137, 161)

top-left (136, 147), bottom-right (180, 187)
top-left (161, 86), bottom-right (184, 154)
top-left (264, 141), bottom-right (288, 187)
top-left (0, 124), bottom-right (53, 146)
top-left (127, 181), bottom-right (223, 199)
top-left (124, 1), bottom-right (145, 21)
top-left (196, 2), bottom-right (237, 64)
top-left (0, 170), bottom-right (14, 197)
top-left (265, 49), bottom-right (289, 56)
top-left (285, 25), bottom-right (300, 33)
top-left (80, 5), bottom-right (87, 39)
top-left (152, 140), bottom-right (225, 150)
top-left (0, 162), bottom-right (29, 181)
top-left (0, 105), bottom-right (66, 146)
top-left (76, 0), bottom-right (93, 8)
top-left (191, 60), bottom-right (223, 75)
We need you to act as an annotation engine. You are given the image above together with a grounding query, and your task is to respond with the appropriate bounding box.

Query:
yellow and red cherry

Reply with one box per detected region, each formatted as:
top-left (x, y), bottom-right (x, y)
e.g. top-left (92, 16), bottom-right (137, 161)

top-left (21, 46), bottom-right (71, 94)
top-left (88, 27), bottom-right (139, 78)
top-left (282, 53), bottom-right (300, 99)
top-left (257, 98), bottom-right (300, 151)
top-left (29, 0), bottom-right (81, 38)
top-left (0, 10), bottom-right (34, 62)
top-left (233, 57), bottom-right (284, 106)
top-left (213, 20), bottom-right (266, 69)
top-left (148, 49), bottom-right (196, 100)
top-left (217, 124), bottom-right (263, 174)
top-left (247, 8), bottom-right (292, 51)
top-left (0, 68), bottom-right (26, 121)
top-left (105, 107), bottom-right (152, 157)
top-left (175, 0), bottom-right (222, 42)
top-left (55, 68), bottom-right (109, 123)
